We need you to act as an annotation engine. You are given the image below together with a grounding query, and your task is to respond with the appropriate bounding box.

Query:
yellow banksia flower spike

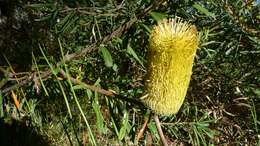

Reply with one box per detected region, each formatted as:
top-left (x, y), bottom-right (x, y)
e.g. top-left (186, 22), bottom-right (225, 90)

top-left (142, 18), bottom-right (199, 115)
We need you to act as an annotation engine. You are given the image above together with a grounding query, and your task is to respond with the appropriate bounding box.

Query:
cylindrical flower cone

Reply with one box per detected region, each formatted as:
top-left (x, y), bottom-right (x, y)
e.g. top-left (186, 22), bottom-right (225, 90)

top-left (142, 18), bottom-right (199, 115)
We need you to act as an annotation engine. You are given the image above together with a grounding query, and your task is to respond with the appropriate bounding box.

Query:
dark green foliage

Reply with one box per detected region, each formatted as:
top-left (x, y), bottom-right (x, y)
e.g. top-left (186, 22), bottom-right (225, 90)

top-left (0, 0), bottom-right (259, 145)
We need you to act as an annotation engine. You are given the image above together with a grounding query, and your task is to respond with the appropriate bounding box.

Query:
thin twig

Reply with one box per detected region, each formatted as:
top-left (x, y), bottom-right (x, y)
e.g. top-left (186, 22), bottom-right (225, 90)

top-left (135, 113), bottom-right (151, 144)
top-left (154, 114), bottom-right (168, 146)
top-left (59, 69), bottom-right (114, 97)
top-left (59, 69), bottom-right (144, 107)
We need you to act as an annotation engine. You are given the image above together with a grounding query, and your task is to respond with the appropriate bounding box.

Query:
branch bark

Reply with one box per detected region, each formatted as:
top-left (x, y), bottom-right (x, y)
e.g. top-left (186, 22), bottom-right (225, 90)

top-left (154, 114), bottom-right (169, 146)
top-left (59, 69), bottom-right (144, 107)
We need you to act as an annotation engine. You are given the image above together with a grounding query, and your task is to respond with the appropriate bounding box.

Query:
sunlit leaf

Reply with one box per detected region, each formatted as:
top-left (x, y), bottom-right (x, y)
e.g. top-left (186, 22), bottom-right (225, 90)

top-left (140, 23), bottom-right (151, 33)
top-left (148, 122), bottom-right (159, 139)
top-left (127, 45), bottom-right (144, 67)
top-left (193, 3), bottom-right (215, 18)
top-left (150, 11), bottom-right (167, 22)
top-left (99, 46), bottom-right (113, 67)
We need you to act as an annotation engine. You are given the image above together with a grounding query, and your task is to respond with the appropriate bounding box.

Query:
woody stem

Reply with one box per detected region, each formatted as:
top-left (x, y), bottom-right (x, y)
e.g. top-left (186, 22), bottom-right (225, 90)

top-left (154, 114), bottom-right (168, 146)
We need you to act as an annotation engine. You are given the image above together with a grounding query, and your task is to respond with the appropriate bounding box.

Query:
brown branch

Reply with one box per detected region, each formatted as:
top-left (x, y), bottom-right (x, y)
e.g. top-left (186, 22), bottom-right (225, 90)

top-left (59, 69), bottom-right (144, 107)
top-left (2, 73), bottom-right (35, 93)
top-left (154, 114), bottom-right (168, 146)
top-left (59, 69), bottom-right (114, 97)
top-left (135, 113), bottom-right (152, 144)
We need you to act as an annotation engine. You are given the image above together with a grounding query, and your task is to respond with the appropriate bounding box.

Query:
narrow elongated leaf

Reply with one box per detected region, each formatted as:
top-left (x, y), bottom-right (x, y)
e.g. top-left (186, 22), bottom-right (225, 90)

top-left (148, 122), bottom-right (159, 139)
top-left (72, 85), bottom-right (86, 90)
top-left (118, 126), bottom-right (127, 140)
top-left (92, 78), bottom-right (106, 133)
top-left (27, 3), bottom-right (54, 8)
top-left (92, 100), bottom-right (105, 133)
top-left (118, 111), bottom-right (130, 140)
top-left (150, 12), bottom-right (167, 22)
top-left (56, 12), bottom-right (78, 33)
top-left (100, 46), bottom-right (113, 67)
top-left (127, 45), bottom-right (144, 67)
top-left (140, 23), bottom-right (151, 33)
top-left (193, 3), bottom-right (215, 18)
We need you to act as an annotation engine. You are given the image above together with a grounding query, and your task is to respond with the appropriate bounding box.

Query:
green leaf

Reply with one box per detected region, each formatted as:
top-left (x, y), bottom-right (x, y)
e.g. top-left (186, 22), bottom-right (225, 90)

top-left (193, 3), bottom-right (215, 18)
top-left (148, 122), bottom-right (159, 139)
top-left (92, 100), bottom-right (106, 133)
top-left (94, 78), bottom-right (101, 86)
top-left (122, 111), bottom-right (131, 132)
top-left (118, 126), bottom-right (127, 140)
top-left (27, 3), bottom-right (54, 9)
top-left (52, 67), bottom-right (60, 75)
top-left (127, 45), bottom-right (144, 67)
top-left (72, 85), bottom-right (86, 90)
top-left (87, 89), bottom-right (93, 98)
top-left (112, 64), bottom-right (118, 72)
top-left (99, 46), bottom-right (113, 67)
top-left (150, 11), bottom-right (167, 22)
top-left (196, 122), bottom-right (209, 127)
top-left (140, 23), bottom-right (151, 33)
top-left (92, 78), bottom-right (106, 133)
top-left (35, 15), bottom-right (52, 21)
top-left (111, 116), bottom-right (119, 137)
top-left (253, 89), bottom-right (260, 96)
top-left (118, 111), bottom-right (130, 140)
top-left (56, 12), bottom-right (78, 33)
